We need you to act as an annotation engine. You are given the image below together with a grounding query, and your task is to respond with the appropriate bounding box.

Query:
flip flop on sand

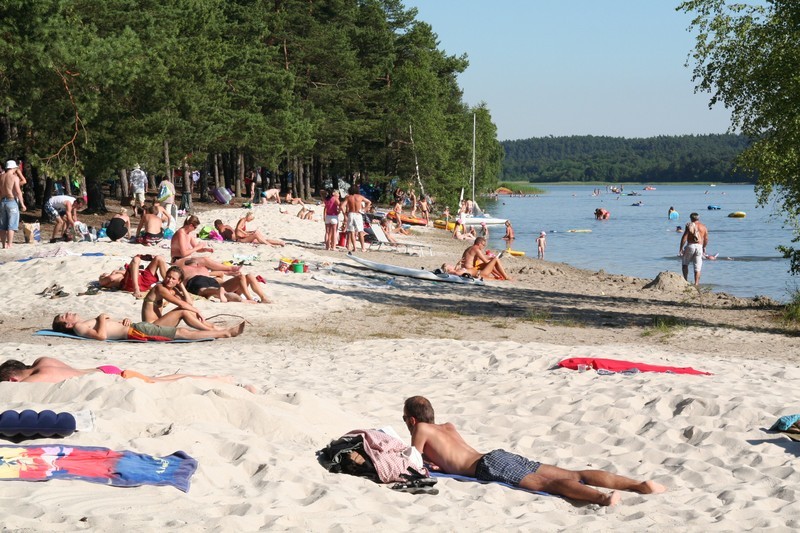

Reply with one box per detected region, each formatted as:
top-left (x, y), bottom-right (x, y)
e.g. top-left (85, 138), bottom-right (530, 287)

top-left (37, 283), bottom-right (61, 297)
top-left (391, 477), bottom-right (438, 495)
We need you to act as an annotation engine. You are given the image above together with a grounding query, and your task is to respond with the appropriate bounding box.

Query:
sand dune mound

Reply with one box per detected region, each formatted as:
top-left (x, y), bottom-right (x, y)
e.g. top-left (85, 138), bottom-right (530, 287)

top-left (643, 271), bottom-right (688, 292)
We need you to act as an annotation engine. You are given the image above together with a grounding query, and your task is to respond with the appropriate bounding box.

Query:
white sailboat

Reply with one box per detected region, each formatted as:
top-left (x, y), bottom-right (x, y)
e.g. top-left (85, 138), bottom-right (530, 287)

top-left (459, 113), bottom-right (508, 226)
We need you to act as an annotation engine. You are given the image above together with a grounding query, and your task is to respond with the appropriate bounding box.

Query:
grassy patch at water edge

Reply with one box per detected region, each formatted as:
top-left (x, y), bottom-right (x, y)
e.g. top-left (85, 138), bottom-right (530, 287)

top-left (781, 289), bottom-right (800, 324)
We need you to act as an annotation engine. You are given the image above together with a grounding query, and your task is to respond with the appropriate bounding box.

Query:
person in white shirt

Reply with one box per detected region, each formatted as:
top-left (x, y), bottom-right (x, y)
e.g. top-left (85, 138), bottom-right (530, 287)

top-left (129, 164), bottom-right (148, 215)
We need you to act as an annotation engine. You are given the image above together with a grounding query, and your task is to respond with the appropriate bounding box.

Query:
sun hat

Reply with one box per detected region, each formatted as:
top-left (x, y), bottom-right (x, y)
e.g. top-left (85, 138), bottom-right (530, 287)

top-left (5, 160), bottom-right (18, 170)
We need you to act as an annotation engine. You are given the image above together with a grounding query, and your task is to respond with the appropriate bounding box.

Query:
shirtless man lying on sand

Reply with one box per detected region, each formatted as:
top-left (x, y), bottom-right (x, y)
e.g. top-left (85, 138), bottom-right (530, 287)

top-left (52, 311), bottom-right (244, 341)
top-left (0, 357), bottom-right (257, 393)
top-left (403, 396), bottom-right (666, 506)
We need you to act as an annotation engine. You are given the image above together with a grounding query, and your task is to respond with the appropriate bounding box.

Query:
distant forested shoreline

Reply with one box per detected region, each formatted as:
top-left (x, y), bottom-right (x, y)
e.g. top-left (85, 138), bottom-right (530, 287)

top-left (501, 134), bottom-right (752, 184)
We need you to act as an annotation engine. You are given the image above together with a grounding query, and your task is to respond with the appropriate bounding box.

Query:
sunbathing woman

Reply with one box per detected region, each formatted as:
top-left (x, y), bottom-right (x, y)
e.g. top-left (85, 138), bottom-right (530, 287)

top-left (235, 212), bottom-right (285, 246)
top-left (141, 266), bottom-right (217, 331)
top-left (99, 254), bottom-right (167, 299)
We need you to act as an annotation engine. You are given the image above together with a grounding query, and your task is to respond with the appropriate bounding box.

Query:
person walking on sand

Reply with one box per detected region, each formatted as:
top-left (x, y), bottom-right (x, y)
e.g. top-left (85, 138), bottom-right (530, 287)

top-left (342, 184), bottom-right (372, 252)
top-left (537, 231), bottom-right (547, 260)
top-left (680, 212), bottom-right (708, 286)
top-left (129, 164), bottom-right (148, 216)
top-left (51, 311), bottom-right (244, 341)
top-left (0, 160), bottom-right (26, 248)
top-left (459, 237), bottom-right (511, 280)
top-left (403, 396), bottom-right (666, 507)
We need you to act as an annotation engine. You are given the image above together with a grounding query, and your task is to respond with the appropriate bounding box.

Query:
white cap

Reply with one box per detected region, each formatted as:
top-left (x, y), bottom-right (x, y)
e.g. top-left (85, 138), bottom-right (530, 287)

top-left (5, 160), bottom-right (18, 170)
top-left (540, 231), bottom-right (546, 236)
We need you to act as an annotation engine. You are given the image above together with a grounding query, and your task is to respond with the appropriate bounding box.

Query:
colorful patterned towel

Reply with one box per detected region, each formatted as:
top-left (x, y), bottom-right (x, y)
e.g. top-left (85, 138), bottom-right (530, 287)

top-left (0, 445), bottom-right (197, 492)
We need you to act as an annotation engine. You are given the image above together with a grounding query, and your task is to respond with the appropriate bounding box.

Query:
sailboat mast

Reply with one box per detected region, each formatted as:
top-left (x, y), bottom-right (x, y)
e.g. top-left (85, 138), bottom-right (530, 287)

top-left (409, 125), bottom-right (426, 198)
top-left (471, 113), bottom-right (476, 203)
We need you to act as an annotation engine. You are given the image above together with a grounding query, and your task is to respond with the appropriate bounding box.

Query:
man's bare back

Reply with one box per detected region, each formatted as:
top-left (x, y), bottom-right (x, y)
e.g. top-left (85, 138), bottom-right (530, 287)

top-left (410, 421), bottom-right (483, 476)
top-left (404, 396), bottom-right (666, 506)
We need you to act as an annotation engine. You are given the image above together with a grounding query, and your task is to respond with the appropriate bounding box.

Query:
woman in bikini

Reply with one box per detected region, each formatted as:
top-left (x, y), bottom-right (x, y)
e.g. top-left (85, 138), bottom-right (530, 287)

top-left (141, 266), bottom-right (217, 331)
top-left (235, 212), bottom-right (285, 246)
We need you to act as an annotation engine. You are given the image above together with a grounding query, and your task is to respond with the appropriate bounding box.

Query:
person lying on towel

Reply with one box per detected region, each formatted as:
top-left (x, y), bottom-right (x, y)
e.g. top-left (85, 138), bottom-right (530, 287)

top-left (0, 356), bottom-right (256, 392)
top-left (51, 311), bottom-right (244, 342)
top-left (402, 396), bottom-right (666, 506)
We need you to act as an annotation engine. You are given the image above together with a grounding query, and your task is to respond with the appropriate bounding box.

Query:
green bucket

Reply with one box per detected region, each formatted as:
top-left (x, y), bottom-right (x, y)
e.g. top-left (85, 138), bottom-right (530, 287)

top-left (292, 262), bottom-right (304, 273)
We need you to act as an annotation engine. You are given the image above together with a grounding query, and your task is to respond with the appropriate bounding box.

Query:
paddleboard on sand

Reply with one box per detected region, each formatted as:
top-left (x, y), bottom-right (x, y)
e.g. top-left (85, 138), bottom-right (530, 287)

top-left (347, 253), bottom-right (484, 285)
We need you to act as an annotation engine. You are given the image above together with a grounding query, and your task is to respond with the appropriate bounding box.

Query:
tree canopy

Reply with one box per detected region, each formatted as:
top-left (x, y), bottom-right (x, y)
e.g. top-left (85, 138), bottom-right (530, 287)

top-left (0, 0), bottom-right (503, 208)
top-left (502, 134), bottom-right (750, 183)
top-left (679, 0), bottom-right (800, 273)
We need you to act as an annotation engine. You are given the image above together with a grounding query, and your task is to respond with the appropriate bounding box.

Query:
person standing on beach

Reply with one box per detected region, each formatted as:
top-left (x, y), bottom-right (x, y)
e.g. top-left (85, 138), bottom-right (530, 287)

top-left (129, 164), bottom-right (148, 217)
top-left (342, 184), bottom-right (371, 252)
top-left (403, 396), bottom-right (666, 507)
top-left (537, 231), bottom-right (547, 260)
top-left (323, 189), bottom-right (341, 250)
top-left (0, 160), bottom-right (26, 248)
top-left (502, 220), bottom-right (514, 248)
top-left (680, 212), bottom-right (708, 286)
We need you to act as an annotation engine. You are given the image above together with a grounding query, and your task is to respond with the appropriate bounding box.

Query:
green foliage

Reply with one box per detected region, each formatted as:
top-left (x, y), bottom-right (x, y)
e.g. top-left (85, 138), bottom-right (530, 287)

top-left (501, 134), bottom-right (751, 183)
top-left (0, 0), bottom-right (503, 201)
top-left (680, 1), bottom-right (800, 274)
top-left (781, 288), bottom-right (800, 323)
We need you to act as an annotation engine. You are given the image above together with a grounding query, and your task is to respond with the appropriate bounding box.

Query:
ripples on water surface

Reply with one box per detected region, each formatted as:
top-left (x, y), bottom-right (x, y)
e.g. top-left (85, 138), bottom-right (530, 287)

top-left (482, 185), bottom-right (796, 302)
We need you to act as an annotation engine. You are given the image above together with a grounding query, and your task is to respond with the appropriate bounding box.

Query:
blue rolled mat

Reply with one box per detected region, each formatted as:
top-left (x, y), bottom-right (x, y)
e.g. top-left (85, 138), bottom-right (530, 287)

top-left (0, 409), bottom-right (76, 438)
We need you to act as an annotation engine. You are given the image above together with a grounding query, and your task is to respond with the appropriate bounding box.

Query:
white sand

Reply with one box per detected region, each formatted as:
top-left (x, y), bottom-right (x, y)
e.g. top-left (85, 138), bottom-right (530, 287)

top-left (0, 203), bottom-right (798, 531)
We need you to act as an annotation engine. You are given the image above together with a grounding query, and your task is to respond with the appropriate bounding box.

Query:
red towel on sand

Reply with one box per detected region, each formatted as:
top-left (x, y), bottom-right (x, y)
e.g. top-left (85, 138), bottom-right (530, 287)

top-left (558, 357), bottom-right (712, 376)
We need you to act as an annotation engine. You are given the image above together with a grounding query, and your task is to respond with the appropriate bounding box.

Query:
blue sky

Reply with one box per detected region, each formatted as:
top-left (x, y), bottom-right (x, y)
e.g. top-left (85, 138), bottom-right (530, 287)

top-left (403, 0), bottom-right (733, 141)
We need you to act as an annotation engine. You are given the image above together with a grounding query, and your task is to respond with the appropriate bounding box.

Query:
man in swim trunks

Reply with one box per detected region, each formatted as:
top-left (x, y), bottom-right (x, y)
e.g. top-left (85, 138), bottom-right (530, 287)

top-left (459, 237), bottom-right (511, 280)
top-left (0, 357), bottom-right (257, 392)
top-left (679, 212), bottom-right (708, 286)
top-left (342, 184), bottom-right (372, 252)
top-left (135, 204), bottom-right (166, 245)
top-left (403, 396), bottom-right (666, 506)
top-left (51, 311), bottom-right (244, 341)
top-left (170, 215), bottom-right (241, 273)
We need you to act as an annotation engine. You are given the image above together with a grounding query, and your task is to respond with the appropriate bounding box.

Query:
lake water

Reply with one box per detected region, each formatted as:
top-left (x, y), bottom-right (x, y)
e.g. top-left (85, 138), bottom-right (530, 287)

top-left (479, 184), bottom-right (797, 302)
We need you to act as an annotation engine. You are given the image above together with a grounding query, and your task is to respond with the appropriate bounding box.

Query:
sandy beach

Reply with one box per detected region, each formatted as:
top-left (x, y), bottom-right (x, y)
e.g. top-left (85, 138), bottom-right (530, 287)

top-left (1, 202), bottom-right (799, 531)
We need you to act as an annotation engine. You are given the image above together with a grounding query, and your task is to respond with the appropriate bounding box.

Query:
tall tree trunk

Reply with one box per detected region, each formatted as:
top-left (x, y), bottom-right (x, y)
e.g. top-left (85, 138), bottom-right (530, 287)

top-left (200, 169), bottom-right (209, 202)
top-left (303, 161), bottom-right (312, 199)
top-left (236, 150), bottom-right (244, 197)
top-left (119, 168), bottom-right (129, 198)
top-left (181, 162), bottom-right (192, 212)
top-left (213, 153), bottom-right (221, 189)
top-left (163, 138), bottom-right (171, 187)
